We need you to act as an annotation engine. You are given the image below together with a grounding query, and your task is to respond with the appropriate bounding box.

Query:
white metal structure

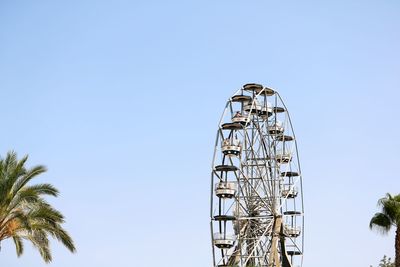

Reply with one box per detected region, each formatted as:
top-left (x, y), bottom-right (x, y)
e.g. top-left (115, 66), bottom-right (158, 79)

top-left (210, 83), bottom-right (304, 267)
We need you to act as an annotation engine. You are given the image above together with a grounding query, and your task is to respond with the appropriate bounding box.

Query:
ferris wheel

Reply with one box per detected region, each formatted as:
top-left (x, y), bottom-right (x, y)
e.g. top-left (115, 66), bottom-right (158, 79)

top-left (210, 83), bottom-right (304, 267)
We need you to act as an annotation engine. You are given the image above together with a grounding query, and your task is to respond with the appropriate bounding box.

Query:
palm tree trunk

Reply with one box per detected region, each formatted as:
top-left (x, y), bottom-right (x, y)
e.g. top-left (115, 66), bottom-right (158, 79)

top-left (396, 227), bottom-right (400, 267)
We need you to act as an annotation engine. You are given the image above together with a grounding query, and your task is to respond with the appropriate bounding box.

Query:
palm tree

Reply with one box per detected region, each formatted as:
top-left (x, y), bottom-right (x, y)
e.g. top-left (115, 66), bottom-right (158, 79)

top-left (0, 151), bottom-right (75, 263)
top-left (370, 193), bottom-right (400, 267)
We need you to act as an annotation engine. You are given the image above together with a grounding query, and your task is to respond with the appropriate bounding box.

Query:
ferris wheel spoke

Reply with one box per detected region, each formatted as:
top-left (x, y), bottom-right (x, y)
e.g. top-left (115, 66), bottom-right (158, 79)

top-left (242, 129), bottom-right (273, 200)
top-left (252, 121), bottom-right (279, 205)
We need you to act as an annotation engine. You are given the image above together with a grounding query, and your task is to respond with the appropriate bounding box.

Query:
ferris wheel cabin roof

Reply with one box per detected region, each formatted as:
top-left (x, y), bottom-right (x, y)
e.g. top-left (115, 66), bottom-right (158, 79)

top-left (214, 215), bottom-right (236, 221)
top-left (221, 122), bottom-right (243, 130)
top-left (284, 211), bottom-right (302, 216)
top-left (243, 83), bottom-right (276, 96)
top-left (273, 107), bottom-right (285, 113)
top-left (259, 87), bottom-right (275, 96)
top-left (275, 135), bottom-right (294, 141)
top-left (243, 83), bottom-right (263, 92)
top-left (281, 171), bottom-right (299, 177)
top-left (214, 165), bottom-right (238, 172)
top-left (231, 95), bottom-right (252, 103)
top-left (287, 250), bottom-right (303, 256)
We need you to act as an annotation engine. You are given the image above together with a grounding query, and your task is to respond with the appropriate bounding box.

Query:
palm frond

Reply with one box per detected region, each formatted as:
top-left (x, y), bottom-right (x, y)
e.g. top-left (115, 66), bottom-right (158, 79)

top-left (392, 194), bottom-right (400, 203)
top-left (378, 194), bottom-right (400, 225)
top-left (370, 212), bottom-right (392, 234)
top-left (8, 155), bottom-right (28, 184)
top-left (12, 165), bottom-right (47, 196)
top-left (30, 200), bottom-right (64, 220)
top-left (25, 184), bottom-right (59, 197)
top-left (12, 236), bottom-right (24, 256)
top-left (28, 230), bottom-right (52, 263)
top-left (49, 226), bottom-right (76, 253)
top-left (4, 151), bottom-right (18, 173)
top-left (6, 184), bottom-right (59, 214)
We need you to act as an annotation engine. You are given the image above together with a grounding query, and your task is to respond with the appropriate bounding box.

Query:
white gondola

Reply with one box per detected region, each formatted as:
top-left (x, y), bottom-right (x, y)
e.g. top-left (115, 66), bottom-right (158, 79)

top-left (221, 138), bottom-right (241, 156)
top-left (231, 111), bottom-right (250, 125)
top-left (268, 121), bottom-right (284, 135)
top-left (243, 100), bottom-right (262, 114)
top-left (284, 226), bottom-right (301, 238)
top-left (213, 233), bottom-right (236, 249)
top-left (275, 150), bottom-right (292, 163)
top-left (260, 102), bottom-right (273, 119)
top-left (215, 182), bottom-right (237, 198)
top-left (281, 186), bottom-right (298, 198)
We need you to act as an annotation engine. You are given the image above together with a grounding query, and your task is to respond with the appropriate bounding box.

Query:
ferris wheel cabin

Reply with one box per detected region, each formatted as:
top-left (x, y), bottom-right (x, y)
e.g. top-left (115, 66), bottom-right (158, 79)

top-left (213, 233), bottom-right (236, 249)
top-left (221, 138), bottom-right (241, 156)
top-left (215, 182), bottom-right (237, 198)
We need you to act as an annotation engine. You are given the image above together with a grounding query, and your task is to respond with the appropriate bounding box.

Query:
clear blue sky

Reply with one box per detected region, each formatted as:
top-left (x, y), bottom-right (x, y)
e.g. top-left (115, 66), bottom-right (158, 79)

top-left (0, 0), bottom-right (399, 266)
